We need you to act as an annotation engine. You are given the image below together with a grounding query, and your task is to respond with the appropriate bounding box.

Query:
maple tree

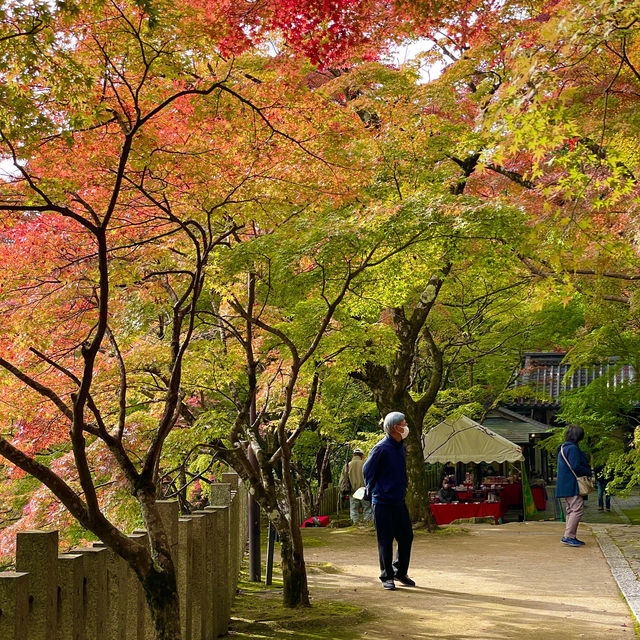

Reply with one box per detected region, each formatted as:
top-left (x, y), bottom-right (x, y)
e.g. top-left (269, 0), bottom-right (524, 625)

top-left (431, 0), bottom-right (640, 496)
top-left (299, 50), bottom-right (530, 522)
top-left (4, 0), bottom-right (490, 622)
top-left (171, 174), bottom-right (441, 603)
top-left (3, 0), bottom-right (640, 632)
top-left (0, 0), bottom-right (426, 630)
top-left (327, 0), bottom-right (640, 524)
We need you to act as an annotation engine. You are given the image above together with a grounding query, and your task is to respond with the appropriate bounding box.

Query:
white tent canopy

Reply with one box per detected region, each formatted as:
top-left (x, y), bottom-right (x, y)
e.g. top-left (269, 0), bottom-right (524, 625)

top-left (423, 415), bottom-right (524, 464)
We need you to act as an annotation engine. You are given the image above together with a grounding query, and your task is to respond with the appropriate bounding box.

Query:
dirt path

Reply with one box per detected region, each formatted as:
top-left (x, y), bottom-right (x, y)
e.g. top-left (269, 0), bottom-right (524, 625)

top-left (302, 521), bottom-right (635, 640)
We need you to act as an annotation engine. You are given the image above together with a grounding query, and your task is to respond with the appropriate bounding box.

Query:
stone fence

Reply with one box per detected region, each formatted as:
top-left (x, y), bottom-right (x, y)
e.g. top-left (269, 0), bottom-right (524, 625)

top-left (0, 471), bottom-right (248, 640)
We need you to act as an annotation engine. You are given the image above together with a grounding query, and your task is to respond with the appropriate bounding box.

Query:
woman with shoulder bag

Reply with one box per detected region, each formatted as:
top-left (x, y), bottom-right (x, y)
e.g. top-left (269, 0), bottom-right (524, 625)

top-left (556, 424), bottom-right (592, 547)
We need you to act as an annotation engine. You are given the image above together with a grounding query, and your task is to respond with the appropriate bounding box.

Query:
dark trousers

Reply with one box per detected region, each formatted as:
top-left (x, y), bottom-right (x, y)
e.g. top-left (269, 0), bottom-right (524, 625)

top-left (373, 502), bottom-right (413, 581)
top-left (597, 478), bottom-right (611, 509)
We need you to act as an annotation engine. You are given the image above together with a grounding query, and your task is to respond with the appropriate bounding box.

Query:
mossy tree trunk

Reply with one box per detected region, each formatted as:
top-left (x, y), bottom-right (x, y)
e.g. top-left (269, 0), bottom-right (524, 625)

top-left (276, 515), bottom-right (310, 607)
top-left (352, 268), bottom-right (450, 529)
top-left (138, 490), bottom-right (183, 639)
top-left (141, 566), bottom-right (182, 640)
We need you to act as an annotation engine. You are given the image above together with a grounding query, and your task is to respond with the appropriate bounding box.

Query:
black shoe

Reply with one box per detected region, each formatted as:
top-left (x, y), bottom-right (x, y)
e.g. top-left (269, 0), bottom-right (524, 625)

top-left (382, 580), bottom-right (396, 590)
top-left (395, 574), bottom-right (416, 587)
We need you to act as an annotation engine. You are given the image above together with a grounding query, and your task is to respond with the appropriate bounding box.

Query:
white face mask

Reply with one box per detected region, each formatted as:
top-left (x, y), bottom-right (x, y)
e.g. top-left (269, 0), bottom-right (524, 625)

top-left (399, 425), bottom-right (409, 440)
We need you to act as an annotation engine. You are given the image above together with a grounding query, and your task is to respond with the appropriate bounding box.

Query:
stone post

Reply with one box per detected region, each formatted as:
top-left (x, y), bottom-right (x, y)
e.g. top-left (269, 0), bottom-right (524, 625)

top-left (197, 510), bottom-right (216, 640)
top-left (156, 500), bottom-right (179, 565)
top-left (16, 530), bottom-right (58, 640)
top-left (220, 473), bottom-right (239, 495)
top-left (229, 495), bottom-right (240, 594)
top-left (240, 484), bottom-right (249, 555)
top-left (177, 518), bottom-right (193, 640)
top-left (0, 572), bottom-right (29, 640)
top-left (185, 514), bottom-right (206, 640)
top-left (126, 533), bottom-right (147, 640)
top-left (205, 506), bottom-right (230, 637)
top-left (56, 553), bottom-right (86, 640)
top-left (92, 543), bottom-right (129, 640)
top-left (131, 530), bottom-right (154, 640)
top-left (74, 547), bottom-right (107, 640)
top-left (209, 483), bottom-right (230, 509)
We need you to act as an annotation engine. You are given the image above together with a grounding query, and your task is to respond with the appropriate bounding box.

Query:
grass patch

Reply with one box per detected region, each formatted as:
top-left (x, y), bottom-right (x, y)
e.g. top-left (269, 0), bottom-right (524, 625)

top-left (433, 525), bottom-right (471, 536)
top-left (299, 534), bottom-right (329, 547)
top-left (232, 557), bottom-right (371, 639)
top-left (328, 516), bottom-right (353, 528)
top-left (237, 578), bottom-right (285, 594)
top-left (620, 507), bottom-right (640, 525)
top-left (414, 525), bottom-right (470, 536)
top-left (229, 584), bottom-right (372, 639)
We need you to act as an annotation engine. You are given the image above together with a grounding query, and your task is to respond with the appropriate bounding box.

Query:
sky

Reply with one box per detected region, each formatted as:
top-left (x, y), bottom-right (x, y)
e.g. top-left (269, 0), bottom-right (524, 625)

top-left (390, 39), bottom-right (445, 82)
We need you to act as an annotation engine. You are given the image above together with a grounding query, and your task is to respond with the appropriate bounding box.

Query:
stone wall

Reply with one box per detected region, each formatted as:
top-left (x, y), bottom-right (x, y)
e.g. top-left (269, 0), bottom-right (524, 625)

top-left (0, 472), bottom-right (248, 640)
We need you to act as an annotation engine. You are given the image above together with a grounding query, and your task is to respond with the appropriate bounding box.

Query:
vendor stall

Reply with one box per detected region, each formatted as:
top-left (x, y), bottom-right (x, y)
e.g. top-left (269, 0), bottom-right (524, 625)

top-left (430, 500), bottom-right (507, 525)
top-left (486, 481), bottom-right (547, 510)
top-left (423, 415), bottom-right (529, 524)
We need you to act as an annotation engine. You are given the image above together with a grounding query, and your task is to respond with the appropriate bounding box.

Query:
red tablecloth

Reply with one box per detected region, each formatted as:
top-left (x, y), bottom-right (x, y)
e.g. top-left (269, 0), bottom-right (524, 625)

top-left (493, 484), bottom-right (547, 510)
top-left (497, 483), bottom-right (522, 507)
top-left (532, 486), bottom-right (546, 510)
top-left (430, 501), bottom-right (506, 525)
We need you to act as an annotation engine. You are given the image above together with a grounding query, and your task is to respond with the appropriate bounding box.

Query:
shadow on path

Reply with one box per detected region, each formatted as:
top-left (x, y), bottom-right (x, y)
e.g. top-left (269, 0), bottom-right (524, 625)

top-left (302, 522), bottom-right (634, 640)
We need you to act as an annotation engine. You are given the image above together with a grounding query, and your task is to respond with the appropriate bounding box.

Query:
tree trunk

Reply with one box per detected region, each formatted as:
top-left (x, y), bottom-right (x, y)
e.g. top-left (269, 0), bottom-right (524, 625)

top-left (258, 499), bottom-right (311, 606)
top-left (292, 462), bottom-right (316, 519)
top-left (300, 487), bottom-right (315, 520)
top-left (177, 467), bottom-right (189, 513)
top-left (359, 368), bottom-right (438, 528)
top-left (214, 449), bottom-right (312, 609)
top-left (314, 445), bottom-right (331, 514)
top-left (141, 566), bottom-right (182, 640)
top-left (277, 521), bottom-right (310, 607)
top-left (404, 425), bottom-right (429, 521)
top-left (137, 492), bottom-right (183, 638)
top-left (402, 403), bottom-right (438, 531)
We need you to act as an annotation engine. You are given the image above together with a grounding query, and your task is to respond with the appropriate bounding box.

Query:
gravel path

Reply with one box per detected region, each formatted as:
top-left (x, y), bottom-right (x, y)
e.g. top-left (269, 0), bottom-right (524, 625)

top-left (302, 521), bottom-right (635, 640)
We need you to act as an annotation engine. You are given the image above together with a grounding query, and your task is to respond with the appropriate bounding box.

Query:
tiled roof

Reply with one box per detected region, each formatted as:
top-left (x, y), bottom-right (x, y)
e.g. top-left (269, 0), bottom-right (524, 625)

top-left (482, 419), bottom-right (542, 443)
top-left (511, 352), bottom-right (636, 407)
top-left (483, 406), bottom-right (553, 443)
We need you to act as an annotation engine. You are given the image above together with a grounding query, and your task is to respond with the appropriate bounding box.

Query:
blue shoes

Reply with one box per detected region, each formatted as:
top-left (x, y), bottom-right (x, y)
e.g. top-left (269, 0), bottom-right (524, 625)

top-left (561, 537), bottom-right (585, 546)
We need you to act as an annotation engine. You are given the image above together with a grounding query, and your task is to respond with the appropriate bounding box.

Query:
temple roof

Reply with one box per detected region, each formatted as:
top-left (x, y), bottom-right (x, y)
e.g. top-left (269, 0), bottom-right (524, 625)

top-left (510, 352), bottom-right (635, 407)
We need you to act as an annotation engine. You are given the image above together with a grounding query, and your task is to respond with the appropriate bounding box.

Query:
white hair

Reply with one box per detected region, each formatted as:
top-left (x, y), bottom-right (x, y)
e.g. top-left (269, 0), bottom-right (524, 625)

top-left (383, 411), bottom-right (405, 434)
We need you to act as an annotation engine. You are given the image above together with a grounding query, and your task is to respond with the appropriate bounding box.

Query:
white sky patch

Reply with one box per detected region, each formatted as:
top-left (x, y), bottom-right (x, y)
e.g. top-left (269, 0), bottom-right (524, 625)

top-left (387, 39), bottom-right (446, 84)
top-left (0, 158), bottom-right (21, 181)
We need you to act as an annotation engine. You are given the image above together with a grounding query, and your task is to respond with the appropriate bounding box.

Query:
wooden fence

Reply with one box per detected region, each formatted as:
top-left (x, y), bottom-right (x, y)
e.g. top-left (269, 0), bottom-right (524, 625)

top-left (294, 484), bottom-right (342, 527)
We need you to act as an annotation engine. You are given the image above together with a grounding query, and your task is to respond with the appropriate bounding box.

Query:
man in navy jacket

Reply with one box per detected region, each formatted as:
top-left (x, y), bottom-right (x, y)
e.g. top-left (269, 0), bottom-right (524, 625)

top-left (556, 424), bottom-right (591, 546)
top-left (363, 411), bottom-right (415, 590)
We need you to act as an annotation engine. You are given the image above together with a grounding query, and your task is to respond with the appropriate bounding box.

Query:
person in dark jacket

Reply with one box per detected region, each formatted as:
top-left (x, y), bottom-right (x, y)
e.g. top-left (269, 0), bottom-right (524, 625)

top-left (363, 411), bottom-right (414, 591)
top-left (556, 424), bottom-right (591, 547)
top-left (594, 464), bottom-right (612, 511)
top-left (438, 479), bottom-right (458, 503)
